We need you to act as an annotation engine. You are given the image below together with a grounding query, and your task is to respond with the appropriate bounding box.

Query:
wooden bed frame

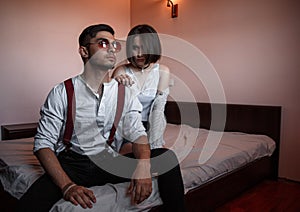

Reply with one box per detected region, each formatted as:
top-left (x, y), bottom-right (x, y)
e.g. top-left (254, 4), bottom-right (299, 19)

top-left (0, 101), bottom-right (281, 212)
top-left (151, 101), bottom-right (281, 211)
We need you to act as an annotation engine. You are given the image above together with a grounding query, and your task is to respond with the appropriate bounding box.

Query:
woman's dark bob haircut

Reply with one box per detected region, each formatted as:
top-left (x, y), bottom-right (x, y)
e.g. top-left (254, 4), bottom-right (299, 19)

top-left (126, 24), bottom-right (162, 67)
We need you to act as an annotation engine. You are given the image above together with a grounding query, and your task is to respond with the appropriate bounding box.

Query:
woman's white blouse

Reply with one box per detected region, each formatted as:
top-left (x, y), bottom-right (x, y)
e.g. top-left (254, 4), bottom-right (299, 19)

top-left (125, 64), bottom-right (160, 122)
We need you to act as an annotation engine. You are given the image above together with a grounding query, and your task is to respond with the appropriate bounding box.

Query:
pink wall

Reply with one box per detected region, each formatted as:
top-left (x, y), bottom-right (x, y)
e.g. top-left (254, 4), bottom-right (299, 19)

top-left (131, 0), bottom-right (300, 181)
top-left (0, 0), bottom-right (130, 128)
top-left (0, 0), bottom-right (299, 182)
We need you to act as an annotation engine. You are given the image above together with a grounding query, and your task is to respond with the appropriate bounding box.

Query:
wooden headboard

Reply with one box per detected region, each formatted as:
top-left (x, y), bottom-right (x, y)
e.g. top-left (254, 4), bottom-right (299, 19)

top-left (164, 101), bottom-right (282, 178)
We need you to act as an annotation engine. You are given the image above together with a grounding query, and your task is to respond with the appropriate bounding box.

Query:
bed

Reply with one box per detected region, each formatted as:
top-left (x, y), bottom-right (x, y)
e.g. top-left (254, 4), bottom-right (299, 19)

top-left (0, 101), bottom-right (281, 212)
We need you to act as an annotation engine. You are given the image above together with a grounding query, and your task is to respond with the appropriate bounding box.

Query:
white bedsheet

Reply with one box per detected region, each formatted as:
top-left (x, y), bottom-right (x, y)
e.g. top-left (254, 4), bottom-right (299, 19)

top-left (0, 139), bottom-right (44, 199)
top-left (0, 124), bottom-right (276, 211)
top-left (164, 124), bottom-right (276, 192)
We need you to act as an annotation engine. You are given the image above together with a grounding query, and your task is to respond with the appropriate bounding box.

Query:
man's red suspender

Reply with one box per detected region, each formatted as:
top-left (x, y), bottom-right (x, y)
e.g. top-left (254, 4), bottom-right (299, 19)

top-left (107, 83), bottom-right (125, 146)
top-left (63, 78), bottom-right (125, 149)
top-left (63, 79), bottom-right (74, 149)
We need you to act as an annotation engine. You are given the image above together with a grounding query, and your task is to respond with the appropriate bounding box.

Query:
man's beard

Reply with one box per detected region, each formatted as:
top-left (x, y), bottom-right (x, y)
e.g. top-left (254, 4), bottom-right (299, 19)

top-left (87, 55), bottom-right (115, 71)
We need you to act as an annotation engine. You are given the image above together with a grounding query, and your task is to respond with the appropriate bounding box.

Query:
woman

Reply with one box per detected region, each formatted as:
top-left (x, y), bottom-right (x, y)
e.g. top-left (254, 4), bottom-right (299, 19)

top-left (114, 24), bottom-right (170, 155)
top-left (114, 24), bottom-right (185, 212)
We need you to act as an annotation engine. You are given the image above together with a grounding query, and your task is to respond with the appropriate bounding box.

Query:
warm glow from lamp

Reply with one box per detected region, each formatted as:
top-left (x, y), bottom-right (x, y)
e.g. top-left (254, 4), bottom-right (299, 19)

top-left (166, 0), bottom-right (178, 18)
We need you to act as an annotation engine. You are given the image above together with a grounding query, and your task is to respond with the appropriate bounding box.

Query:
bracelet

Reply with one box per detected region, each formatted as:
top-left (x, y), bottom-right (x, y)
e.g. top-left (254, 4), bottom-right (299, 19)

top-left (62, 182), bottom-right (76, 198)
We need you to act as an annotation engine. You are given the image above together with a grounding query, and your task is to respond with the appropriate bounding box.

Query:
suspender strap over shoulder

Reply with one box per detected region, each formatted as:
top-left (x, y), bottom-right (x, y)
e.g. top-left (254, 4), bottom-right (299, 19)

top-left (63, 78), bottom-right (75, 149)
top-left (107, 83), bottom-right (125, 146)
top-left (63, 78), bottom-right (125, 149)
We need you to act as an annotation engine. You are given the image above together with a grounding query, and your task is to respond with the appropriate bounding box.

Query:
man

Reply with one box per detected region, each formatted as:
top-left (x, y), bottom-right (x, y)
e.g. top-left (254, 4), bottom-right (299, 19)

top-left (17, 24), bottom-right (184, 212)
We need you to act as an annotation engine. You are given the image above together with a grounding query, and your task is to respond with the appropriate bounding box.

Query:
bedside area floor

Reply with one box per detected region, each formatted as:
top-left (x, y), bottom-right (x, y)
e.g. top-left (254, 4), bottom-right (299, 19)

top-left (216, 179), bottom-right (300, 212)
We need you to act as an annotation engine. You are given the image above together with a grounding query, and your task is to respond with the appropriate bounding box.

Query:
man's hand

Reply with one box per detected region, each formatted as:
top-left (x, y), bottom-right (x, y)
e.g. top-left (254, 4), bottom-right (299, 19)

top-left (63, 184), bottom-right (96, 209)
top-left (127, 160), bottom-right (152, 205)
top-left (35, 148), bottom-right (97, 208)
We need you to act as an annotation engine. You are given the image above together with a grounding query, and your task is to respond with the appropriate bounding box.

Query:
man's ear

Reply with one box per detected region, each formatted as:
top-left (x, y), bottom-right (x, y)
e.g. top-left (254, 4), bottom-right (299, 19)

top-left (79, 46), bottom-right (89, 58)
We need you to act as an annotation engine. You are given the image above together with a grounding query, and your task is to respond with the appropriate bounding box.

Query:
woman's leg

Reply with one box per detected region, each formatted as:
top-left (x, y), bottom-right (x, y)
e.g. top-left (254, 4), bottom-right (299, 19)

top-left (150, 148), bottom-right (185, 212)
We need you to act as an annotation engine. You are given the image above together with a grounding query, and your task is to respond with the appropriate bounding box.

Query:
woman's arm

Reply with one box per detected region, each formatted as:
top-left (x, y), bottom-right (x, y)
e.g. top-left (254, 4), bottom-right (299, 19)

top-left (146, 64), bottom-right (170, 149)
top-left (157, 64), bottom-right (170, 93)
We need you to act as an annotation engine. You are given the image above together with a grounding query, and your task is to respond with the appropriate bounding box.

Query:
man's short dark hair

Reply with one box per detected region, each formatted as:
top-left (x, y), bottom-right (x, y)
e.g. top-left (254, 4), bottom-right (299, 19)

top-left (126, 24), bottom-right (162, 66)
top-left (79, 24), bottom-right (115, 47)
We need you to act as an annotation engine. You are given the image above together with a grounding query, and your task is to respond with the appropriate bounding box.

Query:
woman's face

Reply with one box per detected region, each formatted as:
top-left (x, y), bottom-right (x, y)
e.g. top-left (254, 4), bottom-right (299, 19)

top-left (131, 36), bottom-right (147, 68)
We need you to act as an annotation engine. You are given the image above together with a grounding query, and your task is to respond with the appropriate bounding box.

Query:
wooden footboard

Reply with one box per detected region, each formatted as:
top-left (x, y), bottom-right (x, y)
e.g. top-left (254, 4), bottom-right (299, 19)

top-left (183, 156), bottom-right (273, 211)
top-left (150, 101), bottom-right (281, 211)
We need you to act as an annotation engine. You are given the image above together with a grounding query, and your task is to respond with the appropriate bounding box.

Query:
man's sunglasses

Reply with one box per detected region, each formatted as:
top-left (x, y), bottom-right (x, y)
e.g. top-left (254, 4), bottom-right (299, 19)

top-left (88, 38), bottom-right (121, 53)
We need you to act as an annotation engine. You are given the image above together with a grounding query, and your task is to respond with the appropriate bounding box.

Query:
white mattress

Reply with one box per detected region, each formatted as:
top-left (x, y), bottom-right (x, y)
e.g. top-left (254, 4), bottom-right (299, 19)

top-left (163, 124), bottom-right (276, 193)
top-left (0, 124), bottom-right (275, 211)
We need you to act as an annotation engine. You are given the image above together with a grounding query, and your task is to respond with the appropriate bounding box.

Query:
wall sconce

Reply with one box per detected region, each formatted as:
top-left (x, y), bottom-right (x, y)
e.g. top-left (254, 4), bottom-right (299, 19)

top-left (167, 0), bottom-right (178, 18)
